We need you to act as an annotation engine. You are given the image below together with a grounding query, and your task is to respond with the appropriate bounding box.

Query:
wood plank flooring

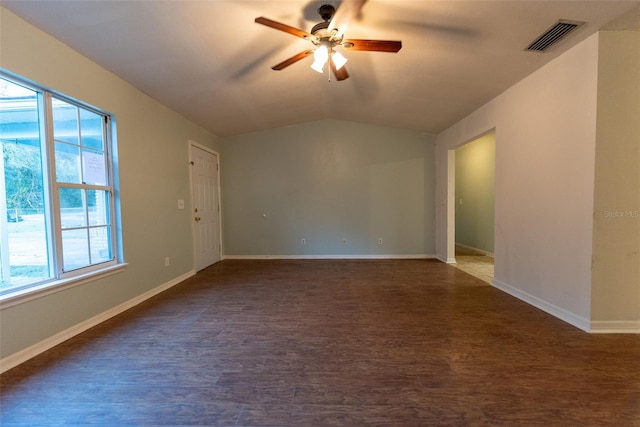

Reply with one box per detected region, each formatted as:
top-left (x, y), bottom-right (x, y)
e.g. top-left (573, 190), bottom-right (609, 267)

top-left (1, 259), bottom-right (639, 426)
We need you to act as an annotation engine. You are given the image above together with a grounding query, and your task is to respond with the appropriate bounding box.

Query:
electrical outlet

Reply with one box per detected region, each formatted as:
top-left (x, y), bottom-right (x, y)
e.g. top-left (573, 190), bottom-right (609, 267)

top-left (377, 238), bottom-right (383, 245)
top-left (301, 238), bottom-right (306, 245)
top-left (164, 257), bottom-right (170, 267)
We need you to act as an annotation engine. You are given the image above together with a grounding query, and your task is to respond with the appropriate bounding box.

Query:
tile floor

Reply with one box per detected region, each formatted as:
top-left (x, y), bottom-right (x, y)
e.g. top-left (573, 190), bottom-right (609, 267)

top-left (454, 244), bottom-right (494, 284)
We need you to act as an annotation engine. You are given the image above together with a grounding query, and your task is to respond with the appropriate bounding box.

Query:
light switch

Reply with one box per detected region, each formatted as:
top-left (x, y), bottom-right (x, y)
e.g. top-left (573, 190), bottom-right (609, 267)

top-left (178, 199), bottom-right (185, 209)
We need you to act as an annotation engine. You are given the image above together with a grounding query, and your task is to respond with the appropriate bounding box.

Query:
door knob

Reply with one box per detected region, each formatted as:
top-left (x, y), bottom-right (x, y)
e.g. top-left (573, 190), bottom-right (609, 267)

top-left (195, 216), bottom-right (201, 221)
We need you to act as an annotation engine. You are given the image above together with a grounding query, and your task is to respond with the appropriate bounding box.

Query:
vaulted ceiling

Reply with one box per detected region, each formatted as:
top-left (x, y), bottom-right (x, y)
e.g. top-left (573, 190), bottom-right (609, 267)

top-left (4, 1), bottom-right (639, 137)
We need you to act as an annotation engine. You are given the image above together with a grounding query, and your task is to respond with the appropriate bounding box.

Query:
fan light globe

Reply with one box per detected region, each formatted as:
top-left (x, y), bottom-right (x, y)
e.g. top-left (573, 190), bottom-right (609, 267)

top-left (332, 51), bottom-right (348, 70)
top-left (311, 45), bottom-right (329, 73)
top-left (311, 58), bottom-right (325, 73)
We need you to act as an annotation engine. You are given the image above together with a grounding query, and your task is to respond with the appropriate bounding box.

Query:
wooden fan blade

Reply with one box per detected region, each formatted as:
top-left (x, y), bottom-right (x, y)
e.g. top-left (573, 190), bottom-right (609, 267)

top-left (255, 17), bottom-right (313, 40)
top-left (330, 58), bottom-right (350, 81)
top-left (272, 50), bottom-right (314, 71)
top-left (329, 0), bottom-right (367, 38)
top-left (342, 39), bottom-right (402, 53)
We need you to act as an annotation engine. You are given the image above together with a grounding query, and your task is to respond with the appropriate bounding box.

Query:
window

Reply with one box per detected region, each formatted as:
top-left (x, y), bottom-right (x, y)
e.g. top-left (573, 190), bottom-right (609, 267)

top-left (0, 72), bottom-right (121, 300)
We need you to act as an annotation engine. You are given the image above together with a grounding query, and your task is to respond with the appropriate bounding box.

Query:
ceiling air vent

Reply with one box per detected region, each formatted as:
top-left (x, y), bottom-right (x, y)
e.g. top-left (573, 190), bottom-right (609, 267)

top-left (525, 20), bottom-right (584, 52)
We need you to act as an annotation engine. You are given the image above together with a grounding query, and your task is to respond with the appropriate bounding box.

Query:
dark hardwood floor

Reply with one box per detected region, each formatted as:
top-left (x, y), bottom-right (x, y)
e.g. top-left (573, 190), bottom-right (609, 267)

top-left (1, 259), bottom-right (639, 426)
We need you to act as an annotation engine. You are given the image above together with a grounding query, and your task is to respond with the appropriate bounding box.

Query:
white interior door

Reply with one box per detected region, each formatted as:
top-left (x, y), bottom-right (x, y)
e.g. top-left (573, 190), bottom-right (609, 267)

top-left (190, 143), bottom-right (221, 271)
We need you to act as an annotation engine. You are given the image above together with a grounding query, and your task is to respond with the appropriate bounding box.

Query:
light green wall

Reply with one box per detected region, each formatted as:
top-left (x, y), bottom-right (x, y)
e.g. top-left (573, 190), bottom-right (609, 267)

top-left (0, 7), bottom-right (220, 358)
top-left (591, 30), bottom-right (640, 324)
top-left (455, 132), bottom-right (495, 254)
top-left (221, 119), bottom-right (436, 256)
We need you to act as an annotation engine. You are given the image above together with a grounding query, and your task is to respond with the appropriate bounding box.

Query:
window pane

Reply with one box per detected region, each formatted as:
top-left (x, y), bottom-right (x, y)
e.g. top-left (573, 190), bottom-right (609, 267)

top-left (62, 228), bottom-right (89, 271)
top-left (52, 98), bottom-right (79, 145)
top-left (90, 226), bottom-right (111, 263)
top-left (1, 79), bottom-right (52, 291)
top-left (82, 149), bottom-right (106, 185)
top-left (80, 109), bottom-right (104, 150)
top-left (59, 187), bottom-right (86, 228)
top-left (55, 142), bottom-right (81, 183)
top-left (87, 190), bottom-right (110, 226)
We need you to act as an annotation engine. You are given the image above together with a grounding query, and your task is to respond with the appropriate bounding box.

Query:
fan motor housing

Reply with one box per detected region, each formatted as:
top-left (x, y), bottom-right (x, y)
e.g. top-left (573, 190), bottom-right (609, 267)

top-left (318, 4), bottom-right (335, 21)
top-left (311, 21), bottom-right (330, 36)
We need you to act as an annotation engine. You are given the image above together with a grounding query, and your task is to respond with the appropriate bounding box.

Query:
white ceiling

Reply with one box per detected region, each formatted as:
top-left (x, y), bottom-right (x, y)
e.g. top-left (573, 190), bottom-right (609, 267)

top-left (4, 1), bottom-right (640, 137)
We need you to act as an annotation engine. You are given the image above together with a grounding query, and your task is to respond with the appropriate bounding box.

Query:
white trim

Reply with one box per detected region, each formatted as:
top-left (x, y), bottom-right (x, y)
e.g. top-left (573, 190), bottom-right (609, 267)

top-left (0, 143), bottom-right (9, 283)
top-left (0, 263), bottom-right (128, 309)
top-left (223, 254), bottom-right (437, 260)
top-left (446, 149), bottom-right (456, 262)
top-left (590, 321), bottom-right (640, 334)
top-left (491, 278), bottom-right (591, 332)
top-left (436, 255), bottom-right (457, 264)
top-left (0, 270), bottom-right (195, 373)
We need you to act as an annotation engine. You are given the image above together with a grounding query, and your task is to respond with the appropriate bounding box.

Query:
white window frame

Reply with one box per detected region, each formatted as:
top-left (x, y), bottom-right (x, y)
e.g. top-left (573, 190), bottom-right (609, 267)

top-left (0, 71), bottom-right (125, 307)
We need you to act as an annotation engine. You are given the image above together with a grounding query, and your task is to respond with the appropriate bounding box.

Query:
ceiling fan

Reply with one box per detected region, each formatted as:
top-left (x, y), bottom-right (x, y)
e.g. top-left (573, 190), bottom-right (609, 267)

top-left (255, 0), bottom-right (402, 81)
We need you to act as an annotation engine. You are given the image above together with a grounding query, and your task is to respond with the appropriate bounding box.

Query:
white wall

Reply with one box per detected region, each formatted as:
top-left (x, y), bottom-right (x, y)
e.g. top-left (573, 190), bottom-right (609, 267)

top-left (0, 7), bottom-right (221, 361)
top-left (591, 30), bottom-right (640, 331)
top-left (436, 34), bottom-right (600, 329)
top-left (221, 119), bottom-right (436, 257)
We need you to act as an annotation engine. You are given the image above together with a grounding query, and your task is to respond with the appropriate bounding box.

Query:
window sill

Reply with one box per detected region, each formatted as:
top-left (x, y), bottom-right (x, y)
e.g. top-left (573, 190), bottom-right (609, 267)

top-left (0, 263), bottom-right (128, 309)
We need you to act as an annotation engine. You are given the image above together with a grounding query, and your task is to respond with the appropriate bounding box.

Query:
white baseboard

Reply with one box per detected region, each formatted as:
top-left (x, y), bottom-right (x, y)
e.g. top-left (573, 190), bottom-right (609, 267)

top-left (223, 254), bottom-right (437, 260)
top-left (590, 320), bottom-right (640, 334)
top-left (0, 270), bottom-right (195, 374)
top-left (491, 278), bottom-right (591, 332)
top-left (455, 242), bottom-right (494, 257)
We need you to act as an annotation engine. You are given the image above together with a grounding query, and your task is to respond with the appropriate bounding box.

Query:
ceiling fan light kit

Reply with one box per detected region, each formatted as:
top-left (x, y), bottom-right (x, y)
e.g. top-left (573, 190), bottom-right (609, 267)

top-left (255, 1), bottom-right (402, 81)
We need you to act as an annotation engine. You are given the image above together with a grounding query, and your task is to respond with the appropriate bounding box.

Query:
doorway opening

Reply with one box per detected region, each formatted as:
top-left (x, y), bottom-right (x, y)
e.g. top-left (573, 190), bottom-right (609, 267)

top-left (452, 131), bottom-right (495, 284)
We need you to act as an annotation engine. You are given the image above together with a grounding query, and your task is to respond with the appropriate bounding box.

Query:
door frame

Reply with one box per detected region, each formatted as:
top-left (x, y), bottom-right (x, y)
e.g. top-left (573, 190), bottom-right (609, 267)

top-left (188, 140), bottom-right (223, 270)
